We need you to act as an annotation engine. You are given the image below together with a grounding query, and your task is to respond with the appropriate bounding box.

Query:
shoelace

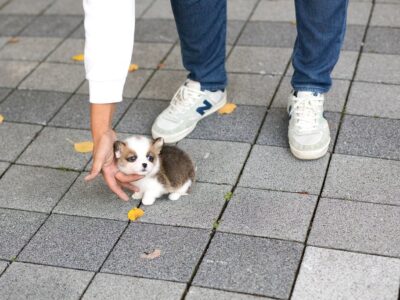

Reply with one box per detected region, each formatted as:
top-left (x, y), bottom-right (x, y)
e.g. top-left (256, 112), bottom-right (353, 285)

top-left (166, 84), bottom-right (205, 118)
top-left (292, 98), bottom-right (323, 133)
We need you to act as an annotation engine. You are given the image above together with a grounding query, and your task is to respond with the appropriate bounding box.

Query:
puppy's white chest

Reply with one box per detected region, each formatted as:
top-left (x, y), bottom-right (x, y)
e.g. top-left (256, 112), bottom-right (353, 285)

top-left (135, 177), bottom-right (165, 196)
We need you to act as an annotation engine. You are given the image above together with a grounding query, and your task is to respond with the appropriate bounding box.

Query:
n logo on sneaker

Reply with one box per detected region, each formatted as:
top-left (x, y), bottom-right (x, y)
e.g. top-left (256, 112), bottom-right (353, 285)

top-left (196, 100), bottom-right (212, 116)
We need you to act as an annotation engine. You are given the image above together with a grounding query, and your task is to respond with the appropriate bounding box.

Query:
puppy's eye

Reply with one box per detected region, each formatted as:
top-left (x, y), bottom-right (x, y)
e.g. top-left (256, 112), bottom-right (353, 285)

top-left (147, 154), bottom-right (154, 162)
top-left (126, 155), bottom-right (137, 162)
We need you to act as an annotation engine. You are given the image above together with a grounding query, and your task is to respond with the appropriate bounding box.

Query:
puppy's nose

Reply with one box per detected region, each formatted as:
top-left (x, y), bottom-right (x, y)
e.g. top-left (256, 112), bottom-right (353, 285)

top-left (142, 163), bottom-right (147, 169)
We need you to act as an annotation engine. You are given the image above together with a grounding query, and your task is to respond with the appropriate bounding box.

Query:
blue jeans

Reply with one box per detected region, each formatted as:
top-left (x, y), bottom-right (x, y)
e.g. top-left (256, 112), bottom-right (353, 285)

top-left (171, 0), bottom-right (348, 94)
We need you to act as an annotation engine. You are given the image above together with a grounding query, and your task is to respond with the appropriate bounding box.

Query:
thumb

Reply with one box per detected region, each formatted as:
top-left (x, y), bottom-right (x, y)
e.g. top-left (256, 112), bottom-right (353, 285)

top-left (84, 160), bottom-right (102, 181)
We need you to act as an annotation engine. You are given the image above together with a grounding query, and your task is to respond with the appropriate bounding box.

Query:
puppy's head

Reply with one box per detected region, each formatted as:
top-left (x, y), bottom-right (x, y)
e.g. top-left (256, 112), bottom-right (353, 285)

top-left (114, 136), bottom-right (163, 176)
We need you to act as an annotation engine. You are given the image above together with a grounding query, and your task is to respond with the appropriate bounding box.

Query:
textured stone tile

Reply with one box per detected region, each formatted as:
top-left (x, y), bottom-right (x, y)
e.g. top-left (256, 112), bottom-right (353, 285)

top-left (178, 139), bottom-right (251, 185)
top-left (309, 198), bottom-right (400, 257)
top-left (356, 53), bottom-right (400, 84)
top-left (365, 27), bottom-right (400, 55)
top-left (187, 287), bottom-right (272, 300)
top-left (50, 94), bottom-right (132, 129)
top-left (323, 154), bottom-right (400, 206)
top-left (83, 273), bottom-right (186, 300)
top-left (193, 232), bottom-right (303, 299)
top-left (228, 0), bottom-right (258, 20)
top-left (135, 19), bottom-right (178, 43)
top-left (139, 70), bottom-right (186, 100)
top-left (0, 90), bottom-right (69, 124)
top-left (140, 183), bottom-right (231, 229)
top-left (347, 2), bottom-right (372, 25)
top-left (272, 77), bottom-right (350, 112)
top-left (70, 23), bottom-right (84, 38)
top-left (227, 20), bottom-right (245, 45)
top-left (116, 99), bottom-right (167, 135)
top-left (257, 109), bottom-right (341, 153)
top-left (0, 37), bottom-right (61, 61)
top-left (0, 165), bottom-right (78, 212)
top-left (0, 162), bottom-right (9, 176)
top-left (0, 60), bottom-right (38, 88)
top-left (251, 0), bottom-right (295, 22)
top-left (0, 261), bottom-right (8, 274)
top-left (240, 145), bottom-right (329, 194)
top-left (0, 0), bottom-right (53, 14)
top-left (54, 173), bottom-right (139, 221)
top-left (347, 81), bottom-right (400, 118)
top-left (19, 62), bottom-right (85, 93)
top-left (46, 38), bottom-right (84, 63)
top-left (142, 0), bottom-right (174, 19)
top-left (17, 127), bottom-right (92, 170)
top-left (0, 15), bottom-right (35, 36)
top-left (0, 208), bottom-right (46, 260)
top-left (219, 188), bottom-right (317, 242)
top-left (188, 105), bottom-right (266, 143)
top-left (343, 25), bottom-right (366, 51)
top-left (45, 0), bottom-right (84, 15)
top-left (136, 0), bottom-right (154, 17)
top-left (336, 115), bottom-right (400, 160)
top-left (0, 37), bottom-right (9, 48)
top-left (371, 3), bottom-right (400, 27)
top-left (228, 73), bottom-right (280, 106)
top-left (131, 42), bottom-right (173, 69)
top-left (20, 15), bottom-right (82, 37)
top-left (0, 87), bottom-right (11, 101)
top-left (0, 262), bottom-right (93, 300)
top-left (19, 214), bottom-right (126, 271)
top-left (102, 223), bottom-right (209, 282)
top-left (0, 122), bottom-right (41, 162)
top-left (227, 46), bottom-right (292, 75)
top-left (292, 247), bottom-right (400, 300)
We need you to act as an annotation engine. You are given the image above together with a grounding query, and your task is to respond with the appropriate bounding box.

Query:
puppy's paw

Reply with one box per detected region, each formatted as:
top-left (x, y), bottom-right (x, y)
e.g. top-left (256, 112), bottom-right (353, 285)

top-left (141, 197), bottom-right (156, 206)
top-left (132, 192), bottom-right (143, 200)
top-left (168, 193), bottom-right (181, 201)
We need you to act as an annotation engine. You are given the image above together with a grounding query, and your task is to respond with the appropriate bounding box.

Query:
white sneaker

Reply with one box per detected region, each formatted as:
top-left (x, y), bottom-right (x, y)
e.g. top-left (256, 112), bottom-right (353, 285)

top-left (287, 91), bottom-right (330, 160)
top-left (152, 79), bottom-right (227, 143)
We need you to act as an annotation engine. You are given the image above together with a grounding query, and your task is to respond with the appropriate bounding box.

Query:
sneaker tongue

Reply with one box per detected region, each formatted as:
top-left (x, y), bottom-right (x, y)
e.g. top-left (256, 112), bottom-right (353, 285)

top-left (185, 79), bottom-right (201, 91)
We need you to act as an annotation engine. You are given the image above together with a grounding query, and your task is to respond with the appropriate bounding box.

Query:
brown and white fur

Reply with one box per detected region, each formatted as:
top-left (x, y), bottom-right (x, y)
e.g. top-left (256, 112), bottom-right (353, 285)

top-left (114, 136), bottom-right (195, 205)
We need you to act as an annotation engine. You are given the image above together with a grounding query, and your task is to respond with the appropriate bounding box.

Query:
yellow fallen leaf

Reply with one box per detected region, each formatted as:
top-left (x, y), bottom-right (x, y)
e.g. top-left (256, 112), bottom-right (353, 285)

top-left (8, 37), bottom-right (19, 44)
top-left (72, 53), bottom-right (84, 61)
top-left (74, 141), bottom-right (94, 153)
top-left (128, 64), bottom-right (139, 72)
top-left (128, 208), bottom-right (144, 221)
top-left (218, 103), bottom-right (237, 115)
top-left (140, 249), bottom-right (161, 260)
top-left (0, 114), bottom-right (4, 123)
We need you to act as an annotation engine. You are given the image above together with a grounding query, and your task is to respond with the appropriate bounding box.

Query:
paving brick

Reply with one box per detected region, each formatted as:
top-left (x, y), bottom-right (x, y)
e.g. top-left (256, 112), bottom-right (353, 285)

top-left (187, 287), bottom-right (273, 300)
top-left (227, 46), bottom-right (292, 75)
top-left (227, 73), bottom-right (280, 106)
top-left (356, 53), bottom-right (400, 84)
top-left (257, 109), bottom-right (341, 153)
top-left (346, 81), bottom-right (400, 118)
top-left (251, 0), bottom-right (296, 22)
top-left (17, 127), bottom-right (92, 170)
top-left (0, 90), bottom-right (70, 124)
top-left (0, 161), bottom-right (9, 176)
top-left (0, 262), bottom-right (93, 300)
top-left (0, 15), bottom-right (35, 36)
top-left (131, 42), bottom-right (173, 69)
top-left (20, 15), bottom-right (82, 37)
top-left (178, 139), bottom-right (251, 185)
top-left (0, 122), bottom-right (41, 161)
top-left (227, 0), bottom-right (257, 20)
top-left (135, 19), bottom-right (178, 43)
top-left (365, 27), bottom-right (400, 55)
top-left (219, 188), bottom-right (317, 242)
top-left (142, 0), bottom-right (174, 19)
top-left (0, 37), bottom-right (8, 48)
top-left (19, 62), bottom-right (85, 92)
top-left (46, 38), bottom-right (84, 64)
top-left (0, 60), bottom-right (38, 88)
top-left (371, 3), bottom-right (400, 27)
top-left (336, 115), bottom-right (400, 160)
top-left (0, 261), bottom-right (8, 274)
top-left (50, 94), bottom-right (132, 129)
top-left (323, 154), bottom-right (400, 206)
top-left (227, 21), bottom-right (245, 45)
top-left (0, 0), bottom-right (53, 14)
top-left (82, 273), bottom-right (186, 300)
top-left (343, 25), bottom-right (366, 51)
top-left (193, 232), bottom-right (303, 299)
top-left (0, 37), bottom-right (61, 61)
top-left (239, 145), bottom-right (329, 194)
top-left (309, 198), bottom-right (400, 257)
top-left (139, 70), bottom-right (186, 100)
top-left (140, 183), bottom-right (231, 229)
top-left (0, 165), bottom-right (78, 212)
top-left (0, 87), bottom-right (11, 101)
top-left (0, 208), bottom-right (46, 260)
top-left (102, 223), bottom-right (210, 282)
top-left (292, 247), bottom-right (400, 300)
top-left (70, 23), bottom-right (84, 38)
top-left (45, 0), bottom-right (84, 15)
top-left (54, 173), bottom-right (139, 221)
top-left (347, 2), bottom-right (372, 25)
top-left (19, 214), bottom-right (126, 271)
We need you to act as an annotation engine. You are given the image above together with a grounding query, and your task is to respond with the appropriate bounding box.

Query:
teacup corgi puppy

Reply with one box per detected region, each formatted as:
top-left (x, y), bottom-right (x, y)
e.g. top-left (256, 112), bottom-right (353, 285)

top-left (113, 136), bottom-right (195, 205)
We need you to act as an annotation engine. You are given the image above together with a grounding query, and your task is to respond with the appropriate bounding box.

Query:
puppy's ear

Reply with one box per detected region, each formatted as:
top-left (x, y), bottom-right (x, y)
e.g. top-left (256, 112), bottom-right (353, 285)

top-left (113, 141), bottom-right (126, 159)
top-left (152, 137), bottom-right (164, 155)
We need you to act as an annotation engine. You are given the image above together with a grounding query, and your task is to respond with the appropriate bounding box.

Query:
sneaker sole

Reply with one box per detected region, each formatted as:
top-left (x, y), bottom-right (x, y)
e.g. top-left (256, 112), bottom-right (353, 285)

top-left (152, 94), bottom-right (227, 144)
top-left (289, 139), bottom-right (330, 160)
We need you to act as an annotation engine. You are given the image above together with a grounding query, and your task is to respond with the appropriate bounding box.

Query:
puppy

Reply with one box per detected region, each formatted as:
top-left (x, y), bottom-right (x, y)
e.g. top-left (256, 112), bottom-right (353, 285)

top-left (114, 136), bottom-right (195, 205)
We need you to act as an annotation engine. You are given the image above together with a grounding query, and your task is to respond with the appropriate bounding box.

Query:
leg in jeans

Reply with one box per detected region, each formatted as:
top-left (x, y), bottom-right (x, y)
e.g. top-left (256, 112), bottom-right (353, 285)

top-left (291, 0), bottom-right (349, 93)
top-left (170, 0), bottom-right (227, 91)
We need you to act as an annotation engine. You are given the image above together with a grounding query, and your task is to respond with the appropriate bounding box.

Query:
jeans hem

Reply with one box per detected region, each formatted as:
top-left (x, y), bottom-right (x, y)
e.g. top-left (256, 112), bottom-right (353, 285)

top-left (292, 85), bottom-right (329, 94)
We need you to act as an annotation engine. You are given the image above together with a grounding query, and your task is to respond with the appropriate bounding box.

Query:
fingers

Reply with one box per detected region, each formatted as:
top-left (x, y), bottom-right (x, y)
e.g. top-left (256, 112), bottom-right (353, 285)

top-left (103, 172), bottom-right (129, 201)
top-left (84, 166), bottom-right (101, 181)
top-left (119, 182), bottom-right (140, 193)
top-left (115, 172), bottom-right (144, 183)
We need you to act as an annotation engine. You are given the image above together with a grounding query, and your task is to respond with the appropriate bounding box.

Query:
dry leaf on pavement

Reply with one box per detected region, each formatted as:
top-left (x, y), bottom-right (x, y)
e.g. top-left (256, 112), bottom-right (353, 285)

top-left (140, 249), bottom-right (161, 260)
top-left (218, 103), bottom-right (237, 115)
